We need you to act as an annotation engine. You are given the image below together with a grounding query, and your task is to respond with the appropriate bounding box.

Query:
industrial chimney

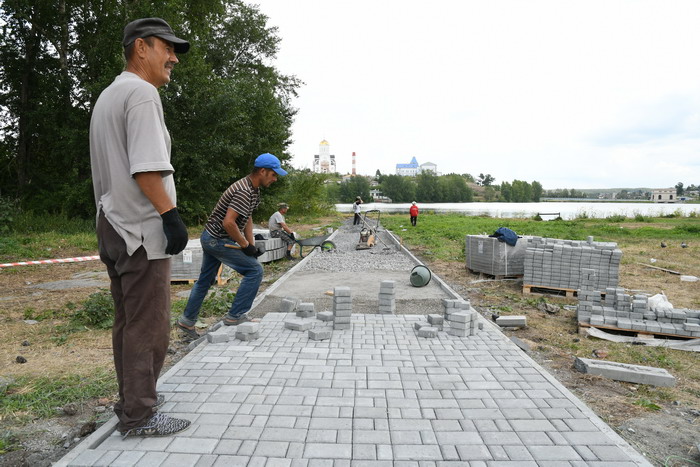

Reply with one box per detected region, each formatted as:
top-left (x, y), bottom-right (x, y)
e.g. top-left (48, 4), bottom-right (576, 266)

top-left (352, 152), bottom-right (356, 176)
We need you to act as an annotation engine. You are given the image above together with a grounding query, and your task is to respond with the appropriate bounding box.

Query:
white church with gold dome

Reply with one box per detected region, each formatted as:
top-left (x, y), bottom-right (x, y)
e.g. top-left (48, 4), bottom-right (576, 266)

top-left (312, 140), bottom-right (336, 173)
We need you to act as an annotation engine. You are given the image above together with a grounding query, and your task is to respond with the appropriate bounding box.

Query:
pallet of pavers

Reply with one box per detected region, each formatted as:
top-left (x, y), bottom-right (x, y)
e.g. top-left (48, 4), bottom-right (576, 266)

top-left (465, 235), bottom-right (528, 278)
top-left (577, 269), bottom-right (700, 338)
top-left (523, 236), bottom-right (622, 296)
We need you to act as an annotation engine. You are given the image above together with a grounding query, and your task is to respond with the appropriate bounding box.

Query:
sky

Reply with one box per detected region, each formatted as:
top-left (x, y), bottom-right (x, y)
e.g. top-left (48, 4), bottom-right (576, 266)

top-left (256, 0), bottom-right (700, 190)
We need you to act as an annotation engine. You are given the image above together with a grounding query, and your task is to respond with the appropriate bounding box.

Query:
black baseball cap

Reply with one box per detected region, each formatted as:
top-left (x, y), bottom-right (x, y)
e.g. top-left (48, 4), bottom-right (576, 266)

top-left (123, 18), bottom-right (190, 54)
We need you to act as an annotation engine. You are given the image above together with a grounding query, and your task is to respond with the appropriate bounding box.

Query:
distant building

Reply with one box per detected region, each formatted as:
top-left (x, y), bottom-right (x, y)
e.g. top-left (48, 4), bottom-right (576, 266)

top-left (420, 162), bottom-right (437, 174)
top-left (651, 188), bottom-right (676, 203)
top-left (396, 157), bottom-right (419, 176)
top-left (396, 157), bottom-right (438, 176)
top-left (313, 140), bottom-right (336, 173)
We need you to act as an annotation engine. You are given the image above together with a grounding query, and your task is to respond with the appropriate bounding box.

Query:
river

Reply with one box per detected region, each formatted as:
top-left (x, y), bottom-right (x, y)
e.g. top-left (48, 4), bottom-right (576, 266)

top-left (335, 201), bottom-right (700, 220)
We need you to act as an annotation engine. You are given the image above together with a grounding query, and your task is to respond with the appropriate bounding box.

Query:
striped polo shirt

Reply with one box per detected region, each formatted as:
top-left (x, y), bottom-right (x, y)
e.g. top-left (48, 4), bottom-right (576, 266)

top-left (205, 176), bottom-right (260, 239)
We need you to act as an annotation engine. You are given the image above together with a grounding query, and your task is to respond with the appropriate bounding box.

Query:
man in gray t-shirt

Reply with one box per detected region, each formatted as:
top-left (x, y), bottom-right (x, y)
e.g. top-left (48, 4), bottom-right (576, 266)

top-left (89, 18), bottom-right (190, 438)
top-left (268, 202), bottom-right (296, 259)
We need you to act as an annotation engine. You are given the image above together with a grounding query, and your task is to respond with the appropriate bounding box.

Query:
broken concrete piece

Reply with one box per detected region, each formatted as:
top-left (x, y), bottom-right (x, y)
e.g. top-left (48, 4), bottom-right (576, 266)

top-left (496, 315), bottom-right (527, 327)
top-left (574, 357), bottom-right (676, 387)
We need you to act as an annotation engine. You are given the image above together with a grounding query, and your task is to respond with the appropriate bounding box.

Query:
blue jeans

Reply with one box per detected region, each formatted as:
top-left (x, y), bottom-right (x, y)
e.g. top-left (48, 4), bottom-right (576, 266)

top-left (180, 231), bottom-right (263, 326)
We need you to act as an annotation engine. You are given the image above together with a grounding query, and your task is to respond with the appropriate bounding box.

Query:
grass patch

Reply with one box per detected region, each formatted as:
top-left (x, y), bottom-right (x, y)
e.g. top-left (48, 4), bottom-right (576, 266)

top-left (0, 370), bottom-right (117, 420)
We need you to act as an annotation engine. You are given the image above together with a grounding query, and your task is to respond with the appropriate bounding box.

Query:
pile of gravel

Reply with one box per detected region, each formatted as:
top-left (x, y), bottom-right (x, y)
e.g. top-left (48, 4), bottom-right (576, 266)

top-left (298, 222), bottom-right (417, 273)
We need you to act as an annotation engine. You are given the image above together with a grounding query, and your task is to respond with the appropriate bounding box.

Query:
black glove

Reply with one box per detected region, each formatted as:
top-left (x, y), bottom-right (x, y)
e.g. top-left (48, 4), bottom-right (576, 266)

top-left (254, 247), bottom-right (265, 258)
top-left (242, 243), bottom-right (258, 256)
top-left (289, 232), bottom-right (296, 240)
top-left (160, 207), bottom-right (188, 255)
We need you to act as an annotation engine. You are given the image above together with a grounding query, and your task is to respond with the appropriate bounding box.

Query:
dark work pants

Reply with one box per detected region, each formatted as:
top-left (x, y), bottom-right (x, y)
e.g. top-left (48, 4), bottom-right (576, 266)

top-left (353, 213), bottom-right (361, 225)
top-left (97, 211), bottom-right (170, 431)
top-left (411, 216), bottom-right (417, 226)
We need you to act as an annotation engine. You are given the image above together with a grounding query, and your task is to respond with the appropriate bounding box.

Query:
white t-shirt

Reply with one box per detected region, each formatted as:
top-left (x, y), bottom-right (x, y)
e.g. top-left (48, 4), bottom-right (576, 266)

top-left (353, 202), bottom-right (361, 214)
top-left (268, 211), bottom-right (285, 231)
top-left (90, 72), bottom-right (176, 260)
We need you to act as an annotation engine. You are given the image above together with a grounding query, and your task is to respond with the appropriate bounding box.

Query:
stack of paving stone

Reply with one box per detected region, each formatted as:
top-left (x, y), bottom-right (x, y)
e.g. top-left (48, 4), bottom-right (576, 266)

top-left (377, 280), bottom-right (396, 314)
top-left (442, 298), bottom-right (470, 323)
top-left (523, 236), bottom-right (622, 290)
top-left (333, 286), bottom-right (352, 330)
top-left (442, 298), bottom-right (479, 337)
top-left (577, 283), bottom-right (700, 337)
top-left (235, 321), bottom-right (260, 341)
top-left (465, 235), bottom-right (528, 277)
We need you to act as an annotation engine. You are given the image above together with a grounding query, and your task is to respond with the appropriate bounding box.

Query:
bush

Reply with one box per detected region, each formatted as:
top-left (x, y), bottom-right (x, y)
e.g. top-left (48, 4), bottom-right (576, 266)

top-left (0, 197), bottom-right (18, 234)
top-left (71, 290), bottom-right (114, 329)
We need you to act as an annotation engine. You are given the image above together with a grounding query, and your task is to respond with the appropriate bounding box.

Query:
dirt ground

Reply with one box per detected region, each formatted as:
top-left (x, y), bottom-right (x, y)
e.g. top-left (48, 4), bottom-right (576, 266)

top-left (1, 236), bottom-right (699, 466)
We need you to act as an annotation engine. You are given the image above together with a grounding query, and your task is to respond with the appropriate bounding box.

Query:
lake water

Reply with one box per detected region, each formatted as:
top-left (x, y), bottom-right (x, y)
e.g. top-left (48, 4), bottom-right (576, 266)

top-left (336, 201), bottom-right (700, 220)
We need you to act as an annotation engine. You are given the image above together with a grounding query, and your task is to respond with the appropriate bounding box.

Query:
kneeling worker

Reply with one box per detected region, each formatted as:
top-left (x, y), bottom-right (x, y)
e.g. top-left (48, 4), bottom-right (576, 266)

top-left (269, 203), bottom-right (296, 260)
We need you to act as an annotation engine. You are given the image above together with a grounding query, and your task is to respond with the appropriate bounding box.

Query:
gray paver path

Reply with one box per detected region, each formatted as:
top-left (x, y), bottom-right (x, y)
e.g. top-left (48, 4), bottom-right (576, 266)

top-left (59, 311), bottom-right (651, 466)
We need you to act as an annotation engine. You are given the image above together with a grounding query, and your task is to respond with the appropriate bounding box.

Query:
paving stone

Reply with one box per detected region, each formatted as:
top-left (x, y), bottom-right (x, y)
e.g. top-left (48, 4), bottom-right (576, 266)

top-left (206, 329), bottom-right (230, 344)
top-left (574, 357), bottom-right (676, 387)
top-left (309, 329), bottom-right (332, 341)
top-left (495, 316), bottom-right (527, 327)
top-left (317, 311), bottom-right (334, 321)
top-left (284, 319), bottom-right (313, 331)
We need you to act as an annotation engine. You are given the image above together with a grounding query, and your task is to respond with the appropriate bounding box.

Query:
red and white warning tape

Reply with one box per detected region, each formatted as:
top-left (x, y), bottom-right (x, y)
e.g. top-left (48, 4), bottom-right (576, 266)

top-left (0, 255), bottom-right (100, 268)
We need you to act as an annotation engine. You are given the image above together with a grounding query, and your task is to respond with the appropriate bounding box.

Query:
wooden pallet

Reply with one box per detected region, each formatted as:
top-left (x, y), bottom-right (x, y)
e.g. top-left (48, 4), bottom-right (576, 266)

top-left (171, 265), bottom-right (230, 285)
top-left (467, 268), bottom-right (523, 280)
top-left (578, 322), bottom-right (694, 340)
top-left (523, 284), bottom-right (577, 298)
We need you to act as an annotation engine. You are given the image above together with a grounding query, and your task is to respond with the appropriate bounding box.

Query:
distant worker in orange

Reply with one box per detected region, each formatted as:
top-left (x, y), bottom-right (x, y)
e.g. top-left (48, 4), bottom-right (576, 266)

top-left (409, 201), bottom-right (419, 226)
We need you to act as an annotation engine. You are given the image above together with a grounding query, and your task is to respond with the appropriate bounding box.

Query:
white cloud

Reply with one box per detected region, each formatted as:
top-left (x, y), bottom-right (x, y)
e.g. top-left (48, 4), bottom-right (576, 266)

top-left (259, 0), bottom-right (700, 189)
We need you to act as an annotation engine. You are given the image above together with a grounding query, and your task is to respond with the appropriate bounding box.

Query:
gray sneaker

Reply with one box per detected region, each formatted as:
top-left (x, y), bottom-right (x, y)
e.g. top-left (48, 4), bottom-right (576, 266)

top-left (154, 393), bottom-right (165, 410)
top-left (177, 319), bottom-right (200, 341)
top-left (121, 412), bottom-right (191, 438)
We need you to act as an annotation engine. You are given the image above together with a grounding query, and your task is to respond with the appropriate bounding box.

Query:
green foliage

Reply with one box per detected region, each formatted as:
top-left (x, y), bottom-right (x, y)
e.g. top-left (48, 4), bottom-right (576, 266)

top-left (1, 1), bottom-right (300, 223)
top-left (632, 398), bottom-right (661, 411)
top-left (380, 175), bottom-right (416, 203)
top-left (0, 431), bottom-right (19, 455)
top-left (23, 306), bottom-right (69, 322)
top-left (0, 197), bottom-right (18, 234)
top-left (200, 287), bottom-right (236, 318)
top-left (415, 172), bottom-right (441, 202)
top-left (338, 176), bottom-right (371, 203)
top-left (633, 213), bottom-right (650, 222)
top-left (268, 170), bottom-right (334, 218)
top-left (499, 179), bottom-right (542, 202)
top-left (71, 290), bottom-right (114, 330)
top-left (0, 370), bottom-right (117, 420)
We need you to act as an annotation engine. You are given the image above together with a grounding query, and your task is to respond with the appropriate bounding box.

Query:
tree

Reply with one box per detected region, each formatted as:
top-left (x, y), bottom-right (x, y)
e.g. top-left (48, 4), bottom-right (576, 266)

top-left (415, 172), bottom-right (442, 202)
top-left (439, 174), bottom-right (472, 202)
top-left (531, 181), bottom-right (543, 202)
top-left (338, 176), bottom-right (370, 203)
top-left (0, 1), bottom-right (300, 222)
top-left (477, 173), bottom-right (495, 186)
top-left (675, 182), bottom-right (684, 196)
top-left (380, 174), bottom-right (415, 203)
